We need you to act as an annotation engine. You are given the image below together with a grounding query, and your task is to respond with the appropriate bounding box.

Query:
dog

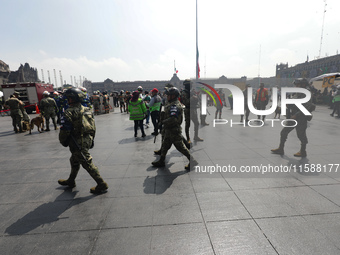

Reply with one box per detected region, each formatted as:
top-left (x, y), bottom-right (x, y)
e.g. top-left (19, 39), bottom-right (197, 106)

top-left (29, 115), bottom-right (45, 134)
top-left (274, 106), bottom-right (281, 119)
top-left (21, 110), bottom-right (31, 132)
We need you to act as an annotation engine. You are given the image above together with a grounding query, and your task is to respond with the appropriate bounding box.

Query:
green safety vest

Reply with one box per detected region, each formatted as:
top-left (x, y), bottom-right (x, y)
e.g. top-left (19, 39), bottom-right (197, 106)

top-left (129, 99), bottom-right (146, 120)
top-left (150, 101), bottom-right (161, 112)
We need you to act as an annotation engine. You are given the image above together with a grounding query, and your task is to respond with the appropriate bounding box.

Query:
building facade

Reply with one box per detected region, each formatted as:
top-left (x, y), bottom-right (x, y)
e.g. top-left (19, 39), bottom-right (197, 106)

top-left (276, 54), bottom-right (340, 87)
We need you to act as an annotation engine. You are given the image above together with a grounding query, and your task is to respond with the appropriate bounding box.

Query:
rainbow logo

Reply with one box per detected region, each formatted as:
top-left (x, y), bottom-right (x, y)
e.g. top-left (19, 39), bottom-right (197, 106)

top-left (197, 82), bottom-right (223, 107)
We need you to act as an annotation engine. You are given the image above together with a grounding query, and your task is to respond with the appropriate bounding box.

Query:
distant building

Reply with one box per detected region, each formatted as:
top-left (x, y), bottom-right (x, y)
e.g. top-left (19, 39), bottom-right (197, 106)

top-left (0, 60), bottom-right (39, 85)
top-left (0, 60), bottom-right (10, 85)
top-left (276, 54), bottom-right (340, 87)
top-left (84, 73), bottom-right (277, 96)
top-left (85, 73), bottom-right (184, 95)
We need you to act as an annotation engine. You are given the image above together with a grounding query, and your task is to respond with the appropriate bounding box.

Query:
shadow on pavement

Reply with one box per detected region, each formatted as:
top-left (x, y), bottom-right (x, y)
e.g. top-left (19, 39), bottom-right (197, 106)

top-left (143, 165), bottom-right (187, 195)
top-left (5, 189), bottom-right (94, 235)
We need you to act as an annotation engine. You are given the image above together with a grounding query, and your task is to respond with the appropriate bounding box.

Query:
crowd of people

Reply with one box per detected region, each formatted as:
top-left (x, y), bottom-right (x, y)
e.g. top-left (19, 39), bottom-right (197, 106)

top-left (3, 77), bottom-right (339, 193)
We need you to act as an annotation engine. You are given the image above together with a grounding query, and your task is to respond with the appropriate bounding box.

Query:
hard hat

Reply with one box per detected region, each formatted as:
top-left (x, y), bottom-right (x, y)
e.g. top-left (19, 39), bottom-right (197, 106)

top-left (43, 91), bottom-right (50, 96)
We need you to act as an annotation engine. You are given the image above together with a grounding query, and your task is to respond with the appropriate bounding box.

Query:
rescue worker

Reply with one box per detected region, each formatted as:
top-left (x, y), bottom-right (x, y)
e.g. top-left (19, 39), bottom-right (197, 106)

top-left (180, 79), bottom-right (203, 142)
top-left (255, 83), bottom-right (269, 122)
top-left (152, 87), bottom-right (197, 171)
top-left (53, 91), bottom-right (62, 124)
top-left (137, 86), bottom-right (143, 98)
top-left (4, 91), bottom-right (24, 133)
top-left (125, 91), bottom-right (131, 114)
top-left (271, 78), bottom-right (316, 157)
top-left (143, 91), bottom-right (151, 128)
top-left (90, 91), bottom-right (101, 115)
top-left (102, 91), bottom-right (110, 114)
top-left (119, 90), bottom-right (126, 113)
top-left (40, 91), bottom-right (58, 131)
top-left (149, 88), bottom-right (162, 135)
top-left (128, 91), bottom-right (147, 137)
top-left (79, 87), bottom-right (92, 108)
top-left (58, 88), bottom-right (108, 194)
top-left (240, 84), bottom-right (251, 124)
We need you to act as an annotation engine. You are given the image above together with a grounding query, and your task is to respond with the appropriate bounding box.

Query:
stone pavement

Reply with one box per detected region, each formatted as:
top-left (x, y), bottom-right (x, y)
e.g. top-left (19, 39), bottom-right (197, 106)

top-left (0, 105), bottom-right (340, 255)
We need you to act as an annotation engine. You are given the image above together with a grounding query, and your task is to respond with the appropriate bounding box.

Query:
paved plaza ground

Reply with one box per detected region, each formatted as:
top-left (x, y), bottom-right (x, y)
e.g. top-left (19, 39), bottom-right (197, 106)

top-left (0, 104), bottom-right (340, 255)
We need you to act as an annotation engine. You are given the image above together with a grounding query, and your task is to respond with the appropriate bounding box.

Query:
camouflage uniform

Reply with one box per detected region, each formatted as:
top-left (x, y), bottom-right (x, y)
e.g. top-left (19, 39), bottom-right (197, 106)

top-left (40, 96), bottom-right (58, 131)
top-left (271, 79), bottom-right (315, 157)
top-left (59, 101), bottom-right (107, 193)
top-left (5, 95), bottom-right (24, 132)
top-left (152, 95), bottom-right (195, 169)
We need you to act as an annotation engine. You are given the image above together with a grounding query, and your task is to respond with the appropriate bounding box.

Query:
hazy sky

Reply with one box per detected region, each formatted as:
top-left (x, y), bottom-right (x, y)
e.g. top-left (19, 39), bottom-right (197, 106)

top-left (2, 0), bottom-right (340, 85)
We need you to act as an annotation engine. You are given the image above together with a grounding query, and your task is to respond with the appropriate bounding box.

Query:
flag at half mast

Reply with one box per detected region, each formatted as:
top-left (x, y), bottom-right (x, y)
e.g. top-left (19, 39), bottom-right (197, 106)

top-left (196, 0), bottom-right (200, 79)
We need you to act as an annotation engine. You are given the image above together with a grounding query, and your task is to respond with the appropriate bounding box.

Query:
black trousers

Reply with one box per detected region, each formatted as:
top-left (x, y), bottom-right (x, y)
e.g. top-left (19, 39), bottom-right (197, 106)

top-left (134, 120), bottom-right (145, 135)
top-left (151, 111), bottom-right (159, 133)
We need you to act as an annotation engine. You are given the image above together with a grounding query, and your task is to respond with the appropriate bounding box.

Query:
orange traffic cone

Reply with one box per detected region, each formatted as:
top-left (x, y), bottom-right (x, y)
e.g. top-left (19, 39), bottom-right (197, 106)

top-left (35, 104), bottom-right (40, 114)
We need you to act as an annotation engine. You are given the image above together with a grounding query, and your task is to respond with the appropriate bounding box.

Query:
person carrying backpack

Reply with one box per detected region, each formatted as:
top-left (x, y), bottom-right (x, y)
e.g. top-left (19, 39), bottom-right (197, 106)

top-left (58, 88), bottom-right (108, 194)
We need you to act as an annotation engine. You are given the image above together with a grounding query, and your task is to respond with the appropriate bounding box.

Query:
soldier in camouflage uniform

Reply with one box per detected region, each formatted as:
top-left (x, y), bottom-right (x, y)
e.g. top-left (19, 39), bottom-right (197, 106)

top-left (40, 91), bottom-right (58, 131)
top-left (271, 78), bottom-right (316, 157)
top-left (4, 91), bottom-right (24, 133)
top-left (180, 79), bottom-right (203, 142)
top-left (58, 88), bottom-right (108, 194)
top-left (152, 87), bottom-right (197, 171)
top-left (90, 91), bottom-right (101, 115)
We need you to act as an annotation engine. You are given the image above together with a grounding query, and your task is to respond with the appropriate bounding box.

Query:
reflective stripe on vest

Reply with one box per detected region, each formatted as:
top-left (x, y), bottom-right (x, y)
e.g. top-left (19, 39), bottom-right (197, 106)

top-left (150, 101), bottom-right (161, 112)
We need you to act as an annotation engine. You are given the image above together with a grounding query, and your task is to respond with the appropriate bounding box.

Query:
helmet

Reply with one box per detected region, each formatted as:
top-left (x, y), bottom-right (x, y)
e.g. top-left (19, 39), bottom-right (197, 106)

top-left (137, 86), bottom-right (143, 91)
top-left (165, 87), bottom-right (180, 97)
top-left (43, 91), bottom-right (50, 96)
top-left (79, 87), bottom-right (87, 92)
top-left (64, 88), bottom-right (85, 102)
top-left (293, 78), bottom-right (309, 87)
top-left (13, 91), bottom-right (20, 96)
top-left (53, 91), bottom-right (59, 96)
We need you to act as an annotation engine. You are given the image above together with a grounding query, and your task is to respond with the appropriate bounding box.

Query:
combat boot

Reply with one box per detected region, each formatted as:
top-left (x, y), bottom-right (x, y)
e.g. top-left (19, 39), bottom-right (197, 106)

top-left (185, 159), bottom-right (198, 171)
top-left (294, 144), bottom-right (307, 157)
top-left (294, 151), bottom-right (307, 157)
top-left (152, 156), bottom-right (166, 167)
top-left (154, 149), bottom-right (161, 155)
top-left (90, 181), bottom-right (108, 194)
top-left (58, 179), bottom-right (76, 188)
top-left (271, 148), bottom-right (284, 155)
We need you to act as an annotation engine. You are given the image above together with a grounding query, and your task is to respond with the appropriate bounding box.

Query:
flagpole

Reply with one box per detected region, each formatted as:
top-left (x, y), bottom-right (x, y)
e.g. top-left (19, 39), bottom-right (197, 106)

top-left (196, 0), bottom-right (199, 80)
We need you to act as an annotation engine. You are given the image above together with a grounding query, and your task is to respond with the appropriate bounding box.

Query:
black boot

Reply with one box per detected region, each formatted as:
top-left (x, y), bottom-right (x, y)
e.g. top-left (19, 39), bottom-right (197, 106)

top-left (152, 156), bottom-right (166, 167)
